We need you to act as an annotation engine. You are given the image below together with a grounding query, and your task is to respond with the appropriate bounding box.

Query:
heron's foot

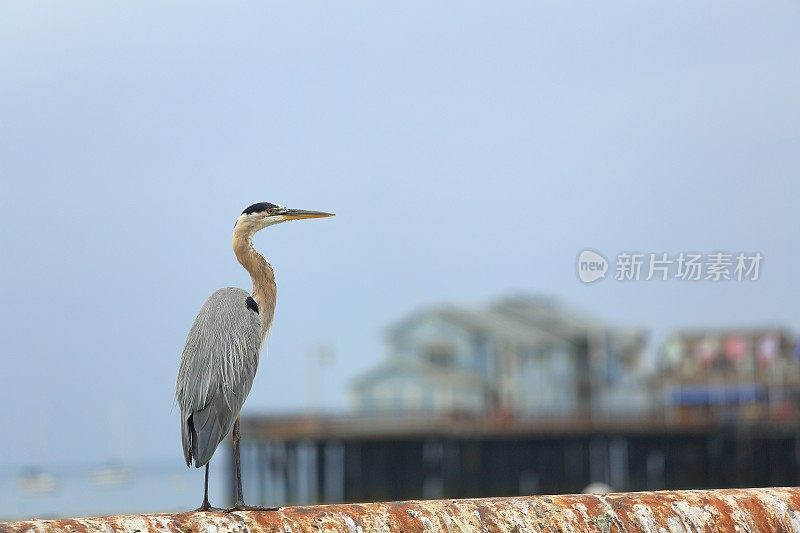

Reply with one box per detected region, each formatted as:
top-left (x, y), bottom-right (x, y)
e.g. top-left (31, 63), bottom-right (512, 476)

top-left (226, 503), bottom-right (281, 512)
top-left (194, 501), bottom-right (224, 512)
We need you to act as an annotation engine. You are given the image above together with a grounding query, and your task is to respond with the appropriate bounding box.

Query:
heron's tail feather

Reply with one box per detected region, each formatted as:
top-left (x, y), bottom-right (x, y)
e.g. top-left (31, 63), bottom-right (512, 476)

top-left (189, 392), bottom-right (235, 468)
top-left (182, 414), bottom-right (193, 466)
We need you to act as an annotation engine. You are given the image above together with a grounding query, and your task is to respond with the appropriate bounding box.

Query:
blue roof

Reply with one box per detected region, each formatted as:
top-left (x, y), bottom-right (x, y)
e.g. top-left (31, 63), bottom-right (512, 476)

top-left (666, 385), bottom-right (765, 406)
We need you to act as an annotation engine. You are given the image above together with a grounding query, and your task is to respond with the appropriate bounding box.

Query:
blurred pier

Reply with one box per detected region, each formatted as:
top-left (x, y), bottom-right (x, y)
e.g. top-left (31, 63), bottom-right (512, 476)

top-left (237, 413), bottom-right (800, 507)
top-left (223, 296), bottom-right (800, 509)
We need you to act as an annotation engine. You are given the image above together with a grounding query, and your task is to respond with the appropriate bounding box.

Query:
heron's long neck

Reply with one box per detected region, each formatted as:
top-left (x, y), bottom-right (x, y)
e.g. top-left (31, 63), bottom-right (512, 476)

top-left (232, 229), bottom-right (276, 339)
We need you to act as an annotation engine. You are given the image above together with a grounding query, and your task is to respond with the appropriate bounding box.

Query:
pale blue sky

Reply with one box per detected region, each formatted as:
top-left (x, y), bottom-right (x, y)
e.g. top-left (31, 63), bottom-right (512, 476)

top-left (1, 0), bottom-right (799, 516)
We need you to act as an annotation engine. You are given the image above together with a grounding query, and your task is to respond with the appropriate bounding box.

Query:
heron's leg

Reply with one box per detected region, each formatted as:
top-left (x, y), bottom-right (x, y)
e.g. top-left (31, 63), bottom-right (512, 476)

top-left (204, 463), bottom-right (210, 507)
top-left (194, 463), bottom-right (222, 512)
top-left (226, 418), bottom-right (280, 512)
top-left (233, 417), bottom-right (244, 506)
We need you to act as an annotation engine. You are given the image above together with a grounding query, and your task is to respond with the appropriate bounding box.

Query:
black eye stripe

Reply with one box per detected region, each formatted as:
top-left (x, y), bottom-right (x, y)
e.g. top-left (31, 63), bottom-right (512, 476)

top-left (242, 202), bottom-right (279, 215)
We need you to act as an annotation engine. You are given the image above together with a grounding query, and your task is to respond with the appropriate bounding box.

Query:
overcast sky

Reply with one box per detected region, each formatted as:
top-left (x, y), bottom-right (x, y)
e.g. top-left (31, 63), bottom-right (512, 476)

top-left (1, 0), bottom-right (799, 515)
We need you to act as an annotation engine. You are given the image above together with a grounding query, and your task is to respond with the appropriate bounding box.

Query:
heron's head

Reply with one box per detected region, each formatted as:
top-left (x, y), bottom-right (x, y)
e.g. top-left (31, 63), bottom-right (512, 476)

top-left (235, 202), bottom-right (334, 234)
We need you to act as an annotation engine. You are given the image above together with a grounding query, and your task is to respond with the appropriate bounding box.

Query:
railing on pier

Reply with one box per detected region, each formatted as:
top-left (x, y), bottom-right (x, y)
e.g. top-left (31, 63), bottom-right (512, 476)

top-left (3, 487), bottom-right (800, 532)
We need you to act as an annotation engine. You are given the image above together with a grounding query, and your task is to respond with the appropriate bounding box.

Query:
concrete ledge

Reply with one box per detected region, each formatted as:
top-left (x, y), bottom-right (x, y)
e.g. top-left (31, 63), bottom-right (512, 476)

top-left (3, 487), bottom-right (800, 532)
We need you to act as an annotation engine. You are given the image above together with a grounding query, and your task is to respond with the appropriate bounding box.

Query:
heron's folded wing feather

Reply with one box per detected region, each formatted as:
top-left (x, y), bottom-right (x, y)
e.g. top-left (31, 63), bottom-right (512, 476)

top-left (176, 287), bottom-right (262, 467)
top-left (189, 392), bottom-right (232, 467)
top-left (181, 415), bottom-right (191, 466)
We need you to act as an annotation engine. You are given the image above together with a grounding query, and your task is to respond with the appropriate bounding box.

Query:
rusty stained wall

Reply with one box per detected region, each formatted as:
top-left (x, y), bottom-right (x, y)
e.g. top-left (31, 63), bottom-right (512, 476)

top-left (3, 487), bottom-right (800, 533)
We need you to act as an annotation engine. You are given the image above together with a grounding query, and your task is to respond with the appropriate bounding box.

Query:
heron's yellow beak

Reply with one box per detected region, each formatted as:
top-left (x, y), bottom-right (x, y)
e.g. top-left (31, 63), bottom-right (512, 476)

top-left (280, 208), bottom-right (335, 220)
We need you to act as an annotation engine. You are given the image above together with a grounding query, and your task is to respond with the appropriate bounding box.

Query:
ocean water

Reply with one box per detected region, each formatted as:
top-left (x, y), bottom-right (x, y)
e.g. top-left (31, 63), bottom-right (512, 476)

top-left (0, 453), bottom-right (230, 521)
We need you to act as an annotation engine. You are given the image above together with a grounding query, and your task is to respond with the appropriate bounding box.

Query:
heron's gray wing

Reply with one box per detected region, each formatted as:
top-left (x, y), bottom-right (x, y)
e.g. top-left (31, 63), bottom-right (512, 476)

top-left (176, 287), bottom-right (262, 467)
top-left (187, 391), bottom-right (233, 467)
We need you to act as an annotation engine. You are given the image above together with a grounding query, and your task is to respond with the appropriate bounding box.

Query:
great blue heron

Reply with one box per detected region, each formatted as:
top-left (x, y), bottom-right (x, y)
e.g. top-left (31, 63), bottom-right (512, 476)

top-left (176, 202), bottom-right (334, 511)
